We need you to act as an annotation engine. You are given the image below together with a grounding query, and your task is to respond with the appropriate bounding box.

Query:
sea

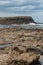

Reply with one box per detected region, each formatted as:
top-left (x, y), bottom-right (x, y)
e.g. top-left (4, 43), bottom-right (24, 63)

top-left (0, 23), bottom-right (43, 29)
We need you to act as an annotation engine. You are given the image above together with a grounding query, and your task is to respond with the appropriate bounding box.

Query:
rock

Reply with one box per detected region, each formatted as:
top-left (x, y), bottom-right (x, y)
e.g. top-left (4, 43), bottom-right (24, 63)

top-left (8, 53), bottom-right (40, 65)
top-left (26, 46), bottom-right (41, 54)
top-left (0, 54), bottom-right (10, 65)
top-left (0, 16), bottom-right (35, 24)
top-left (13, 46), bottom-right (26, 54)
top-left (0, 45), bottom-right (40, 65)
top-left (0, 28), bottom-right (43, 65)
top-left (36, 45), bottom-right (43, 55)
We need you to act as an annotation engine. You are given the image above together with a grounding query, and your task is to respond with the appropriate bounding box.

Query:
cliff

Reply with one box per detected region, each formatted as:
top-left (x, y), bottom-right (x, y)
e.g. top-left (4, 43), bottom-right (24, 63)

top-left (0, 16), bottom-right (36, 24)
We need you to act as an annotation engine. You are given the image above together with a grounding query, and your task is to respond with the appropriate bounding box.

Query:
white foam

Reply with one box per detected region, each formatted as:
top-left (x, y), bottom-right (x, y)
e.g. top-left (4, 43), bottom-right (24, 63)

top-left (29, 23), bottom-right (36, 25)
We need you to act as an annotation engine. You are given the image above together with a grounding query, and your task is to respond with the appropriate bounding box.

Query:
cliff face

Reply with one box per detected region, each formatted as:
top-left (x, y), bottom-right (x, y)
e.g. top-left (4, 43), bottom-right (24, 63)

top-left (0, 16), bottom-right (36, 24)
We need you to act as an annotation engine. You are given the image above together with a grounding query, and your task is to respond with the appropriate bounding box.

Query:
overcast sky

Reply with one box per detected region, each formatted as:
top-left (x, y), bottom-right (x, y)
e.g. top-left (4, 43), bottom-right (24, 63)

top-left (0, 0), bottom-right (43, 23)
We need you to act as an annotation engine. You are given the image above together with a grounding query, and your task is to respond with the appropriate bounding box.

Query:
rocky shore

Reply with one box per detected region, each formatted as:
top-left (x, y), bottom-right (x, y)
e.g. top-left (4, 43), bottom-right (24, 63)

top-left (0, 28), bottom-right (43, 65)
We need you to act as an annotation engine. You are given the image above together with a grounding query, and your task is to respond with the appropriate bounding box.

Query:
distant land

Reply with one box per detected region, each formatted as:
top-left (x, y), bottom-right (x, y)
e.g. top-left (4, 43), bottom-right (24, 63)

top-left (0, 16), bottom-right (36, 25)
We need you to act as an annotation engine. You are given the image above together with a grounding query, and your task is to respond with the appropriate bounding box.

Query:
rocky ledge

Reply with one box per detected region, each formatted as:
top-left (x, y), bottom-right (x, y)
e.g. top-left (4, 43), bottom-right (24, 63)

top-left (0, 45), bottom-right (40, 65)
top-left (0, 28), bottom-right (43, 65)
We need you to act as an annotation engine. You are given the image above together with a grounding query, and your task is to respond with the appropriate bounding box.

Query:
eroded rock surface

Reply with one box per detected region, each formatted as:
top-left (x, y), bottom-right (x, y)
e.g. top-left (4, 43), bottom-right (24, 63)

top-left (0, 45), bottom-right (40, 65)
top-left (0, 28), bottom-right (43, 65)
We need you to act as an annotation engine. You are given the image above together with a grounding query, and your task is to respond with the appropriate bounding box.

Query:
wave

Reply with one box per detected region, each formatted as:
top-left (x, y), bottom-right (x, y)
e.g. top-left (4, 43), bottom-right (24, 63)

top-left (29, 23), bottom-right (36, 25)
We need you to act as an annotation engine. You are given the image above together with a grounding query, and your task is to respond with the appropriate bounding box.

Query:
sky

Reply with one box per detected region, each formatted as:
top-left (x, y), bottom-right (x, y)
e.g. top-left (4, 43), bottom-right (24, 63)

top-left (0, 0), bottom-right (43, 23)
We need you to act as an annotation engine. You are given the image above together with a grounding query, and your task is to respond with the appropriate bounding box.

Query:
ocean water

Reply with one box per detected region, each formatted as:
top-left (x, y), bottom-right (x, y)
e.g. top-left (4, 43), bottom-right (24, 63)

top-left (15, 24), bottom-right (43, 29)
top-left (0, 24), bottom-right (43, 29)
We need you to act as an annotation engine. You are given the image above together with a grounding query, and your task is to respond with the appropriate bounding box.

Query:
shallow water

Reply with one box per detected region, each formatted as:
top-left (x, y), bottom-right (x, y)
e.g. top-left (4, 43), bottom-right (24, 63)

top-left (0, 24), bottom-right (43, 29)
top-left (0, 42), bottom-right (21, 48)
top-left (14, 24), bottom-right (43, 29)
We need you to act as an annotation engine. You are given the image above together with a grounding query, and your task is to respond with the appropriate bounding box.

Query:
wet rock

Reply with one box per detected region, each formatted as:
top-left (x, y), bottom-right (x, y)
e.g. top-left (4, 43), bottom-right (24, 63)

top-left (13, 46), bottom-right (26, 54)
top-left (26, 46), bottom-right (41, 54)
top-left (36, 45), bottom-right (43, 55)
top-left (8, 53), bottom-right (40, 65)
